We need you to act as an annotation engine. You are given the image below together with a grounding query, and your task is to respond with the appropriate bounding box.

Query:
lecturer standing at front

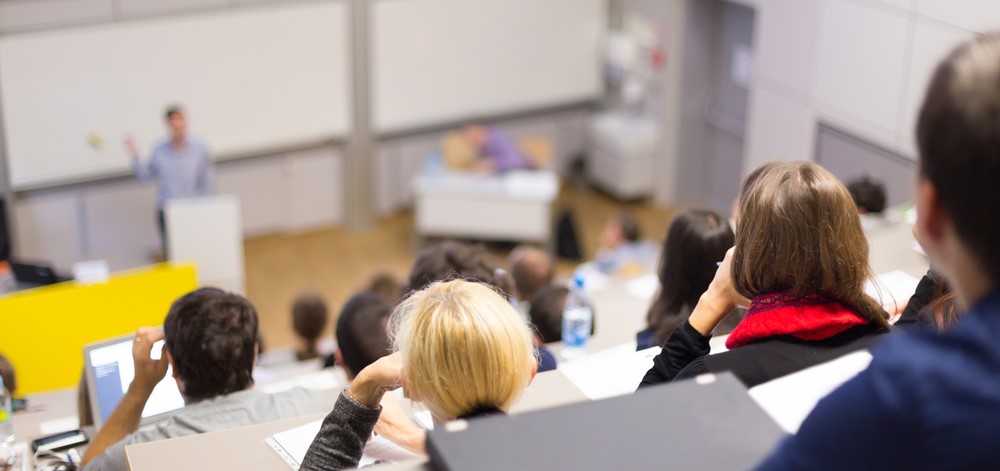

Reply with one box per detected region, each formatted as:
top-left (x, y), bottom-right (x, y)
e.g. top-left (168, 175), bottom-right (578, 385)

top-left (125, 106), bottom-right (214, 258)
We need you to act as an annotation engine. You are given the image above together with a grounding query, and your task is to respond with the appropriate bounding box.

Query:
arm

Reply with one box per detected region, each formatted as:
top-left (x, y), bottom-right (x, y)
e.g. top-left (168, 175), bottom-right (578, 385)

top-left (638, 320), bottom-right (712, 387)
top-left (300, 353), bottom-right (403, 471)
top-left (639, 248), bottom-right (748, 388)
top-left (81, 328), bottom-right (168, 467)
top-left (896, 270), bottom-right (942, 327)
top-left (127, 139), bottom-right (156, 181)
top-left (373, 393), bottom-right (427, 457)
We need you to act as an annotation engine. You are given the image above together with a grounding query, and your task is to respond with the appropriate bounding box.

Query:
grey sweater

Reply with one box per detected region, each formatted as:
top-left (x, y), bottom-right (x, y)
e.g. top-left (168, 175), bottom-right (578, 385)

top-left (300, 390), bottom-right (382, 470)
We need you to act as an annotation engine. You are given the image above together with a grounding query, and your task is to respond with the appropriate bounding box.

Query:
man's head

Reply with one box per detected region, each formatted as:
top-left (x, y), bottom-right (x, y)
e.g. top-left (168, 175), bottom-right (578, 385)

top-left (164, 105), bottom-right (187, 143)
top-left (508, 246), bottom-right (555, 302)
top-left (335, 292), bottom-right (392, 379)
top-left (601, 211), bottom-right (641, 248)
top-left (846, 177), bottom-right (888, 214)
top-left (915, 33), bottom-right (1000, 308)
top-left (527, 285), bottom-right (568, 344)
top-left (407, 241), bottom-right (504, 294)
top-left (291, 291), bottom-right (329, 360)
top-left (164, 288), bottom-right (258, 402)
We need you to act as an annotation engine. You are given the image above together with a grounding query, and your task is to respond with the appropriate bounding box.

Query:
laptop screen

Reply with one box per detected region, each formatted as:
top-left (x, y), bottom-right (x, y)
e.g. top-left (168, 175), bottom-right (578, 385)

top-left (85, 336), bottom-right (185, 428)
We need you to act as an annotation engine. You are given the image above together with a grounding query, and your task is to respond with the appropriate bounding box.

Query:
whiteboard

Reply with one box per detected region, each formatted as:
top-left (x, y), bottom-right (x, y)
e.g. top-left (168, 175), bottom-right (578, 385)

top-left (0, 1), bottom-right (350, 190)
top-left (374, 0), bottom-right (605, 132)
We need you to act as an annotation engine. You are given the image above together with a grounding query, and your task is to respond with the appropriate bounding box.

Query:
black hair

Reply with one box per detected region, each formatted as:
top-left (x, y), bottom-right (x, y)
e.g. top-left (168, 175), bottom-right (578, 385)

top-left (164, 105), bottom-right (184, 121)
top-left (164, 288), bottom-right (258, 401)
top-left (528, 285), bottom-right (569, 344)
top-left (917, 34), bottom-right (1000, 284)
top-left (846, 176), bottom-right (888, 214)
top-left (647, 209), bottom-right (734, 346)
top-left (618, 211), bottom-right (641, 242)
top-left (335, 292), bottom-right (392, 377)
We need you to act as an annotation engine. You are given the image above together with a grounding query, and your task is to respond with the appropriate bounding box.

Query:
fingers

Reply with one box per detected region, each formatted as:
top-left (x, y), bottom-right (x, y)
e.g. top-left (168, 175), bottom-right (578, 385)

top-left (132, 327), bottom-right (165, 359)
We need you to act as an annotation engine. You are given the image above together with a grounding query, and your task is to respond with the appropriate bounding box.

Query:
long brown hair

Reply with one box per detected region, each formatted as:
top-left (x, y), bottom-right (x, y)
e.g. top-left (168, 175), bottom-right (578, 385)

top-left (646, 209), bottom-right (734, 345)
top-left (731, 161), bottom-right (890, 329)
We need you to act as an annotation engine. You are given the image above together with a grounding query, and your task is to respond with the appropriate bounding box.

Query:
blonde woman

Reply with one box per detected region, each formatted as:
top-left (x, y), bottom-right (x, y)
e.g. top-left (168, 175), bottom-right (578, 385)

top-left (639, 161), bottom-right (890, 389)
top-left (300, 279), bottom-right (537, 470)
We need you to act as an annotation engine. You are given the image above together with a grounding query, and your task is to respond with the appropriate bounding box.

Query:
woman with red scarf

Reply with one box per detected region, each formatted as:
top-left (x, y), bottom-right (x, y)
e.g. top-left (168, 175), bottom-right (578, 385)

top-left (639, 161), bottom-right (890, 389)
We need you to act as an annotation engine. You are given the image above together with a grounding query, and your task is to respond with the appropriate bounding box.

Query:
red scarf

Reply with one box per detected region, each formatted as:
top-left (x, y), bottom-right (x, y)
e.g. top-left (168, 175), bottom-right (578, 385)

top-left (725, 293), bottom-right (869, 349)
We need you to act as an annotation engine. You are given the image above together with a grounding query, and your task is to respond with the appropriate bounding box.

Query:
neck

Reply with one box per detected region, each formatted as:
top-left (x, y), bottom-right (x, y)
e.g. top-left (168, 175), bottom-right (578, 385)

top-left (951, 267), bottom-right (996, 311)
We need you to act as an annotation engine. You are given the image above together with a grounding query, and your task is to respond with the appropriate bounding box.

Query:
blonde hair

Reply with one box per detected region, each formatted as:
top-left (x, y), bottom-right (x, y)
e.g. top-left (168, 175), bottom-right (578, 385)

top-left (733, 161), bottom-right (890, 329)
top-left (390, 280), bottom-right (536, 420)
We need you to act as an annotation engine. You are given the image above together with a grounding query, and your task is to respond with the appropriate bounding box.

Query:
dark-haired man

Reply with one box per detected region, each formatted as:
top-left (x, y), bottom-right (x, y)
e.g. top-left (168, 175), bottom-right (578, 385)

top-left (756, 34), bottom-right (1000, 470)
top-left (81, 288), bottom-right (331, 471)
top-left (126, 106), bottom-right (214, 256)
top-left (329, 292), bottom-right (392, 378)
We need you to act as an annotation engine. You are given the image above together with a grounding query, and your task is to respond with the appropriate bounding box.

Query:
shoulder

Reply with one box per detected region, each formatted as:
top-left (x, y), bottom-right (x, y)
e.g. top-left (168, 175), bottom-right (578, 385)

top-left (869, 322), bottom-right (991, 398)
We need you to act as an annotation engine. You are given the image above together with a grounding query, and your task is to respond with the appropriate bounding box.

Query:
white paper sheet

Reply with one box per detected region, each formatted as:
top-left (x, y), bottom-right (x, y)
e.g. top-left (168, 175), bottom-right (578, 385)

top-left (266, 419), bottom-right (420, 470)
top-left (624, 274), bottom-right (659, 302)
top-left (749, 350), bottom-right (873, 434)
top-left (558, 343), bottom-right (660, 400)
top-left (38, 415), bottom-right (80, 435)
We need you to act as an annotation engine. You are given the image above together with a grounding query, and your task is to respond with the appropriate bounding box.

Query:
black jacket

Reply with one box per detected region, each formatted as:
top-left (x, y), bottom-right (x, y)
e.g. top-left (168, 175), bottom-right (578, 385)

top-left (638, 320), bottom-right (887, 389)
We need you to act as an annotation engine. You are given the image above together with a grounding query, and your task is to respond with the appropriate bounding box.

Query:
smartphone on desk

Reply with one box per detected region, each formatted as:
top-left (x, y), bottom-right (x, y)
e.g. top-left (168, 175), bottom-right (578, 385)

top-left (31, 429), bottom-right (88, 454)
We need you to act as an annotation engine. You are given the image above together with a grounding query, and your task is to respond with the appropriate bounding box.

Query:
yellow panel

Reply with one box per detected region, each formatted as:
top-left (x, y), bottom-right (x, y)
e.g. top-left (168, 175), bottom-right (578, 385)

top-left (0, 263), bottom-right (197, 395)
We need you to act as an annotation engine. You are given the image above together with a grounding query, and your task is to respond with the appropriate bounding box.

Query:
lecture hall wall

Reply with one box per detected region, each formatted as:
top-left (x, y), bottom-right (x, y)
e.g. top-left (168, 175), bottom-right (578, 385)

top-left (739, 0), bottom-right (997, 171)
top-left (0, 0), bottom-right (591, 272)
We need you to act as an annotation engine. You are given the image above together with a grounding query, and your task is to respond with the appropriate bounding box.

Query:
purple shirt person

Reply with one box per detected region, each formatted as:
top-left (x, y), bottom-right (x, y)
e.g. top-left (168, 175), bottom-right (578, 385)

top-left (462, 124), bottom-right (532, 172)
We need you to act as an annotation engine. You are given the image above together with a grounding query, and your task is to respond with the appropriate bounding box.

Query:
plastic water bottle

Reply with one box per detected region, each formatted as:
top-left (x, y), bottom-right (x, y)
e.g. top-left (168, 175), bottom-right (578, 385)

top-left (561, 273), bottom-right (593, 360)
top-left (0, 376), bottom-right (13, 447)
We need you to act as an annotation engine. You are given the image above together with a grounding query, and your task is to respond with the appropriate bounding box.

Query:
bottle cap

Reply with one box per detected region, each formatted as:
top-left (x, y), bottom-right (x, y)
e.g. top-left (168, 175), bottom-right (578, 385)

top-left (572, 272), bottom-right (585, 289)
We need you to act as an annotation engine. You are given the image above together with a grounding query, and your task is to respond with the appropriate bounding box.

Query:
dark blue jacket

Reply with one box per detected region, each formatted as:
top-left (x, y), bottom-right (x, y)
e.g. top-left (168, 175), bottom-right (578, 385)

top-left (755, 288), bottom-right (1000, 470)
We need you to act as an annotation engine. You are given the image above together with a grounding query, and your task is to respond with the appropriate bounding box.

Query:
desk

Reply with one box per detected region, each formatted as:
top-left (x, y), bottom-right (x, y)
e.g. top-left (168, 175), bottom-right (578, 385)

top-left (125, 368), bottom-right (588, 471)
top-left (413, 170), bottom-right (559, 245)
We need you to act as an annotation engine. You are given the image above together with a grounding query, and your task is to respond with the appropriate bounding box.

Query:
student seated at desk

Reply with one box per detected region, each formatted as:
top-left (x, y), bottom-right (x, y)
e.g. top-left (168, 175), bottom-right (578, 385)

top-left (299, 280), bottom-right (537, 470)
top-left (407, 241), bottom-right (557, 372)
top-left (81, 288), bottom-right (331, 471)
top-left (756, 34), bottom-right (1000, 470)
top-left (292, 290), bottom-right (330, 362)
top-left (636, 208), bottom-right (735, 351)
top-left (639, 161), bottom-right (890, 389)
top-left (323, 292), bottom-right (392, 376)
top-left (507, 245), bottom-right (555, 315)
top-left (594, 210), bottom-right (659, 277)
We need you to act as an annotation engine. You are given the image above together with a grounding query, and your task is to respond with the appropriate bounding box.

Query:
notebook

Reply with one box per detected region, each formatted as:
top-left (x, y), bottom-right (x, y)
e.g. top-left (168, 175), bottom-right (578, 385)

top-left (427, 372), bottom-right (784, 471)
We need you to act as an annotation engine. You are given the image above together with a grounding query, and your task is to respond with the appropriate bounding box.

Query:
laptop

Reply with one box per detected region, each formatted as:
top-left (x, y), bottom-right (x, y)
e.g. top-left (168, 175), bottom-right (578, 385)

top-left (83, 334), bottom-right (186, 430)
top-left (426, 372), bottom-right (785, 471)
top-left (10, 260), bottom-right (72, 288)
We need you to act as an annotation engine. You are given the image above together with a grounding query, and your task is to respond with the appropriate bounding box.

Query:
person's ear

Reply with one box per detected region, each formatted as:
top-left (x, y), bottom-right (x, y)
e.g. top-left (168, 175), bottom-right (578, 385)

top-left (528, 362), bottom-right (538, 386)
top-left (915, 178), bottom-right (947, 250)
top-left (334, 349), bottom-right (351, 380)
top-left (400, 369), bottom-right (411, 400)
top-left (166, 350), bottom-right (183, 394)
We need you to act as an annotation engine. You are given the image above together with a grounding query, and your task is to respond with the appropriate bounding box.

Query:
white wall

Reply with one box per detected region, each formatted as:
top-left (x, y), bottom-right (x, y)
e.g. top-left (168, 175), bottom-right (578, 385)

top-left (0, 0), bottom-right (308, 33)
top-left (741, 0), bottom-right (984, 169)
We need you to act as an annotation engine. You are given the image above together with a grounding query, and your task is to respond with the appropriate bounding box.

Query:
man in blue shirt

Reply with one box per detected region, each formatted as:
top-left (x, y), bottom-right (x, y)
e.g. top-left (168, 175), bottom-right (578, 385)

top-left (755, 34), bottom-right (1000, 470)
top-left (125, 106), bottom-right (214, 257)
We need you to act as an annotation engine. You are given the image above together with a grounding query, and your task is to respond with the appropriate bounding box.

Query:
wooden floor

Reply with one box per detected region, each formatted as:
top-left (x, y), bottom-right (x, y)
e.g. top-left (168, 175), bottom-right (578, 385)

top-left (245, 184), bottom-right (676, 351)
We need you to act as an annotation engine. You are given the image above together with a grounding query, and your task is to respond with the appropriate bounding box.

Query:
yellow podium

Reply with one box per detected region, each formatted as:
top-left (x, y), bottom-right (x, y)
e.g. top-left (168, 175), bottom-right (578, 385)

top-left (0, 263), bottom-right (197, 395)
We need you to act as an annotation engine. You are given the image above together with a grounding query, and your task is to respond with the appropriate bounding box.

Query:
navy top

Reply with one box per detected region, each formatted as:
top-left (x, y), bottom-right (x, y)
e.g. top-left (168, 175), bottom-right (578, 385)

top-left (755, 287), bottom-right (1000, 470)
